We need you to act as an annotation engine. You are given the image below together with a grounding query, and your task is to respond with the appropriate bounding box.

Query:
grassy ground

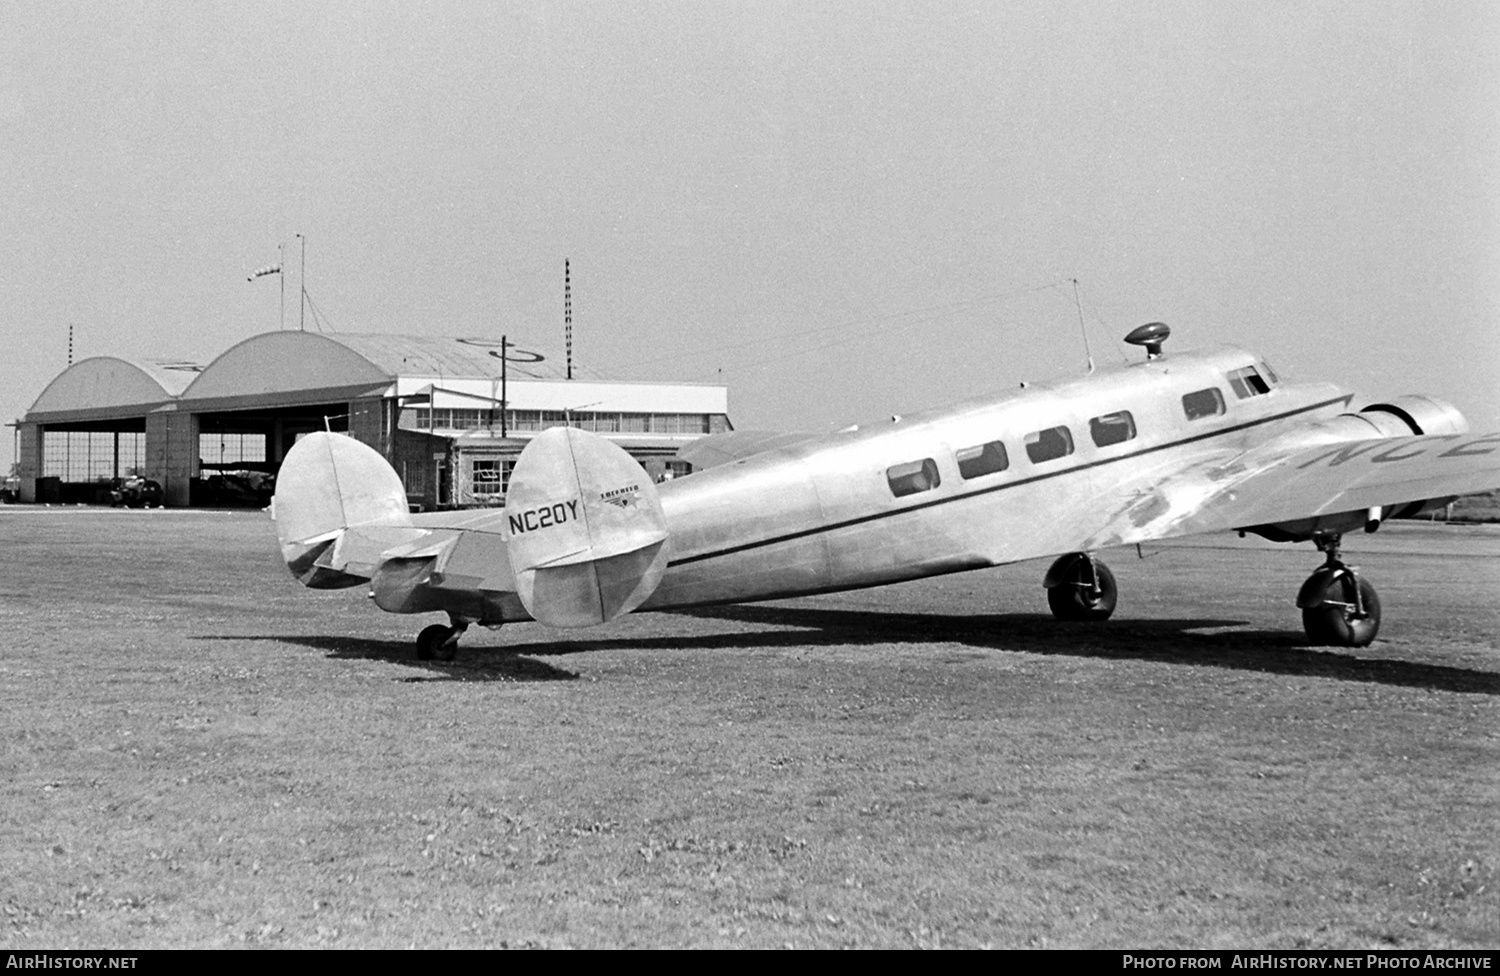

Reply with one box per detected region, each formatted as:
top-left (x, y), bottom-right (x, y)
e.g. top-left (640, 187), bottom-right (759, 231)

top-left (0, 510), bottom-right (1495, 948)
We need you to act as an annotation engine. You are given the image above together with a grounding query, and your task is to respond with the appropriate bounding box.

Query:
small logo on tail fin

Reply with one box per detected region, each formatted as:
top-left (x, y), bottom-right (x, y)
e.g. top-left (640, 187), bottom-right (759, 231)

top-left (599, 484), bottom-right (642, 508)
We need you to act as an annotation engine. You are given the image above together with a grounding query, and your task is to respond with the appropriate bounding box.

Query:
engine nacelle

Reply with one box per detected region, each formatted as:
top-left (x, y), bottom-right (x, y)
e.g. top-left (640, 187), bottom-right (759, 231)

top-left (1262, 394), bottom-right (1469, 453)
top-left (1242, 394), bottom-right (1468, 543)
top-left (1357, 394), bottom-right (1468, 437)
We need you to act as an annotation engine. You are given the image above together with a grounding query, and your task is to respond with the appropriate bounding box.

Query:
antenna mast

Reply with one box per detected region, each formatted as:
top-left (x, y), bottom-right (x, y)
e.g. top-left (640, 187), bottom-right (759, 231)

top-left (68, 324), bottom-right (73, 366)
top-left (564, 258), bottom-right (573, 380)
top-left (1071, 278), bottom-right (1094, 374)
top-left (296, 234), bottom-right (306, 332)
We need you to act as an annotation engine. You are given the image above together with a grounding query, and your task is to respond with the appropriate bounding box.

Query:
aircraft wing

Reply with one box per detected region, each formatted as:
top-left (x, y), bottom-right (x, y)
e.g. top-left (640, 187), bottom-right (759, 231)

top-left (1080, 431), bottom-right (1500, 550)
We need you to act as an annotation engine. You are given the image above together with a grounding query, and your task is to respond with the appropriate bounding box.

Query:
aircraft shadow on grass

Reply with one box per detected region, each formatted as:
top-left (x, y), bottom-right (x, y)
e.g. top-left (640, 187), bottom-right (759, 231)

top-left (195, 634), bottom-right (581, 683)
top-left (510, 604), bottom-right (1498, 697)
top-left (659, 604), bottom-right (1500, 696)
top-left (204, 604), bottom-right (1499, 695)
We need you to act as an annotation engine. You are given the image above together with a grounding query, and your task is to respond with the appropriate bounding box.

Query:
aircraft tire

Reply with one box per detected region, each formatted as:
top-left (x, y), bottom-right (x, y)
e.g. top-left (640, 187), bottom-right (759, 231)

top-left (1301, 574), bottom-right (1380, 647)
top-left (416, 624), bottom-right (451, 661)
top-left (1046, 556), bottom-right (1117, 622)
top-left (432, 629), bottom-right (459, 662)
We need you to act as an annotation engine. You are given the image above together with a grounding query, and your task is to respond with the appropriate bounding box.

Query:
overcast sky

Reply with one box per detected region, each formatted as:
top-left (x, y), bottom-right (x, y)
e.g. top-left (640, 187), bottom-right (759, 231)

top-left (4, 1), bottom-right (1498, 471)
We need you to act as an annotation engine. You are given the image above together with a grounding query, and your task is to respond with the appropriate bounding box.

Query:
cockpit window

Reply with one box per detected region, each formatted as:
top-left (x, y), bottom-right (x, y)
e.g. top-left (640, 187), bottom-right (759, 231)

top-left (1024, 425), bottom-right (1074, 464)
top-left (1089, 410), bottom-right (1137, 448)
top-left (1227, 366), bottom-right (1271, 399)
top-left (1182, 387), bottom-right (1226, 420)
top-left (887, 458), bottom-right (941, 498)
top-left (956, 441), bottom-right (1009, 479)
top-left (1260, 360), bottom-right (1280, 385)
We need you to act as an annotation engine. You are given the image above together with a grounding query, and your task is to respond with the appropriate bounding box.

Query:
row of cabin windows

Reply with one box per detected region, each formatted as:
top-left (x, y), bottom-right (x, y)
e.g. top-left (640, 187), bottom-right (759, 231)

top-left (884, 363), bottom-right (1278, 499)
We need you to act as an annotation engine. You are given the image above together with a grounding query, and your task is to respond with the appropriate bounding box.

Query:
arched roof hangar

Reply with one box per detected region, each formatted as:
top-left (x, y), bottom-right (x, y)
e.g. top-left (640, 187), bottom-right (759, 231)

top-left (15, 332), bottom-right (728, 508)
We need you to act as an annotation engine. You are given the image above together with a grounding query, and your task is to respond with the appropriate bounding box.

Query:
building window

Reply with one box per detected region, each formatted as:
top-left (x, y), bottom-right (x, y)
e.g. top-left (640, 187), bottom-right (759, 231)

top-left (42, 431), bottom-right (146, 481)
top-left (470, 458), bottom-right (511, 495)
top-left (955, 441), bottom-right (1009, 479)
top-left (582, 414), bottom-right (620, 433)
top-left (1182, 388), bottom-right (1226, 420)
top-left (402, 460), bottom-right (429, 495)
top-left (648, 414), bottom-right (711, 434)
top-left (200, 432), bottom-right (267, 467)
top-left (1089, 411), bottom-right (1137, 448)
top-left (887, 458), bottom-right (941, 497)
top-left (1024, 426), bottom-right (1074, 464)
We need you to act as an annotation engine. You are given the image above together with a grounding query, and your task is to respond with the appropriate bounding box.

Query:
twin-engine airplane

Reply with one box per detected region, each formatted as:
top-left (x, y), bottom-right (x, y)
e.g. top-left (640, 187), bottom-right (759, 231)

top-left (272, 324), bottom-right (1500, 659)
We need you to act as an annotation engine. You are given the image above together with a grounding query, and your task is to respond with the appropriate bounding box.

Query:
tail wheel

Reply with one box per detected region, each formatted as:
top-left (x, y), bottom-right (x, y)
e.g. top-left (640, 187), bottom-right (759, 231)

top-left (416, 624), bottom-right (459, 662)
top-left (1046, 554), bottom-right (1118, 622)
top-left (1301, 573), bottom-right (1381, 647)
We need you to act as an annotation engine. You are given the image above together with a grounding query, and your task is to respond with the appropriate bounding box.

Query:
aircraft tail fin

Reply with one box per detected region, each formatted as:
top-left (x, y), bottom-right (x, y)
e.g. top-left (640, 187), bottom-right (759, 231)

top-left (271, 431), bottom-right (414, 588)
top-left (502, 427), bottom-right (669, 628)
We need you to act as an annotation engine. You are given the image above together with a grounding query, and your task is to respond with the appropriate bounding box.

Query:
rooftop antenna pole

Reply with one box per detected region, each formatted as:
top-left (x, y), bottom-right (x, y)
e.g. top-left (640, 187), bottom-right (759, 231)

top-left (67, 323), bottom-right (73, 366)
top-left (501, 334), bottom-right (509, 438)
top-left (296, 234), bottom-right (306, 332)
top-left (1072, 277), bottom-right (1094, 374)
top-left (565, 258), bottom-right (573, 380)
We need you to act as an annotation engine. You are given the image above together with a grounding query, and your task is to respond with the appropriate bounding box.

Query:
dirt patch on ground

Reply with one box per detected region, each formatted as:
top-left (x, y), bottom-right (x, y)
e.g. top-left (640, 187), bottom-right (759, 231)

top-left (1, 510), bottom-right (1496, 948)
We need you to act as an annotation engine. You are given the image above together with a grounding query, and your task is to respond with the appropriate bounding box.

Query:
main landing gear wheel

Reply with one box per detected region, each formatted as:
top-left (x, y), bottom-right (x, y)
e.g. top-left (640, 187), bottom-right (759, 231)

top-left (415, 622), bottom-right (466, 662)
top-left (1301, 574), bottom-right (1381, 647)
top-left (1045, 552), bottom-right (1117, 622)
top-left (1298, 533), bottom-right (1381, 648)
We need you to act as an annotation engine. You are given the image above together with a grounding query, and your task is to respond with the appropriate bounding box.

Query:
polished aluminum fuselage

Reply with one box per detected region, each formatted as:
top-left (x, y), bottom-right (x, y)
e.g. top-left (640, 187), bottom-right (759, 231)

top-left (639, 345), bottom-right (1350, 610)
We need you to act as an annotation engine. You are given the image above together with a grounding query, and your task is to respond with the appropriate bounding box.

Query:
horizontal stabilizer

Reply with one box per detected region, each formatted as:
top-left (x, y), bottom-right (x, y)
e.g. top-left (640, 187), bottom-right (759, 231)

top-left (502, 427), bottom-right (669, 627)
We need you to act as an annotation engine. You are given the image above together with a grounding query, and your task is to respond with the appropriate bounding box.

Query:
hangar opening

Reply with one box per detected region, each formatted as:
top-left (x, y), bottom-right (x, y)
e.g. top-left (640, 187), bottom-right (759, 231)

top-left (192, 404), bottom-right (350, 506)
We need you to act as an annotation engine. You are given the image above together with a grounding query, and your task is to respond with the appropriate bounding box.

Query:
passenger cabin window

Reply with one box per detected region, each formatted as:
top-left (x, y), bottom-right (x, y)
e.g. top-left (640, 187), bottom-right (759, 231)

top-left (956, 441), bottom-right (1009, 479)
top-left (1182, 387), bottom-right (1226, 420)
top-left (887, 458), bottom-right (941, 498)
top-left (1226, 366), bottom-right (1271, 399)
top-left (1089, 410), bottom-right (1137, 448)
top-left (1024, 425), bottom-right (1074, 464)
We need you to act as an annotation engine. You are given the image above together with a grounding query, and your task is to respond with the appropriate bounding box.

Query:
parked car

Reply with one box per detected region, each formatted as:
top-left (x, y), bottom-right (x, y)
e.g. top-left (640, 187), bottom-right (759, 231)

top-left (109, 476), bottom-right (163, 508)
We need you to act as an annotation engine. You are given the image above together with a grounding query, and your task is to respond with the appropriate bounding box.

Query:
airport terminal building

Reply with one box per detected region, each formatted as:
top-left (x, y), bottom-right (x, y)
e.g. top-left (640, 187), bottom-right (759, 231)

top-left (12, 332), bottom-right (730, 509)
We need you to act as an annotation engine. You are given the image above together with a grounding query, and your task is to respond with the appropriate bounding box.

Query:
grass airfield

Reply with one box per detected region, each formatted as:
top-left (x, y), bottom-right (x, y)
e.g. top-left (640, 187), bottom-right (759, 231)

top-left (0, 508), bottom-right (1495, 949)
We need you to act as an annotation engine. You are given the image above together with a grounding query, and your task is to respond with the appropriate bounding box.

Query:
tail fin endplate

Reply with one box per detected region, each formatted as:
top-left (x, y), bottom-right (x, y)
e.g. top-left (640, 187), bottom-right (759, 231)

top-left (272, 432), bottom-right (413, 586)
top-left (502, 427), bottom-right (669, 628)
